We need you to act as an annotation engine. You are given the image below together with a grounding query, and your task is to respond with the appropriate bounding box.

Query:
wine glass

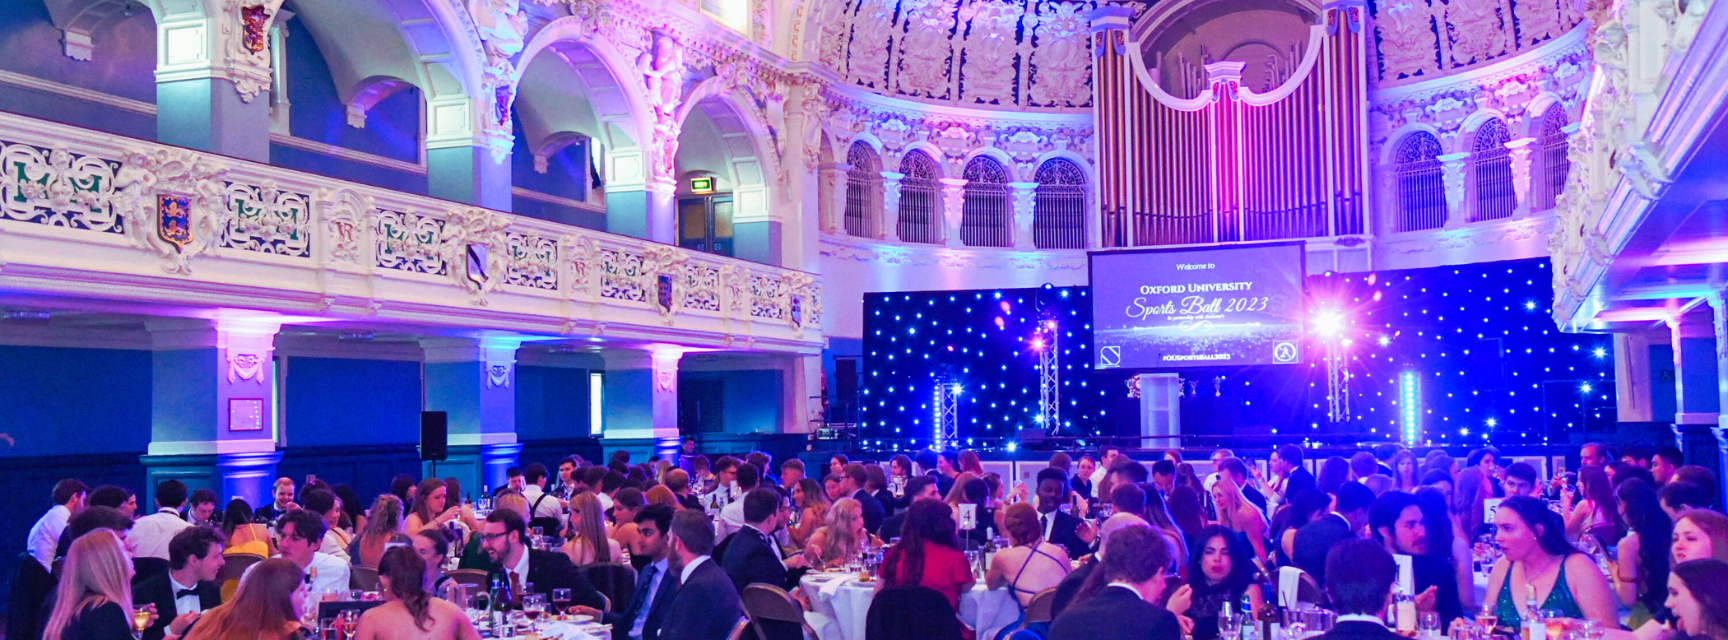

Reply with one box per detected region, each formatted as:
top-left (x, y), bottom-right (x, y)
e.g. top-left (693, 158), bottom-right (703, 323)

top-left (1219, 612), bottom-right (1243, 640)
top-left (552, 588), bottom-right (572, 615)
top-left (338, 609), bottom-right (360, 640)
top-left (131, 607), bottom-right (153, 635)
top-left (522, 594), bottom-right (548, 631)
top-left (1418, 612), bottom-right (1441, 639)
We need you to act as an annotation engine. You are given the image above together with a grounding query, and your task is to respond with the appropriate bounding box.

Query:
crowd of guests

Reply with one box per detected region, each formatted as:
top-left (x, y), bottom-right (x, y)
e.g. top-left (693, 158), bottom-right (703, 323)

top-left (15, 440), bottom-right (1728, 640)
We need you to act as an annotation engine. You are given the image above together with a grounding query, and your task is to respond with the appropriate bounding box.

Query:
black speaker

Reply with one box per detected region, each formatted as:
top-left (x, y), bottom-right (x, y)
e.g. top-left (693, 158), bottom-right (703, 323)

top-left (420, 411), bottom-right (448, 461)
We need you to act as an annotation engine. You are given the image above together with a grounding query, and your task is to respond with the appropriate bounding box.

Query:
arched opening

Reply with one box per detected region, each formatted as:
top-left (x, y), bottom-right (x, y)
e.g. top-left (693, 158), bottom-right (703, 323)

top-left (1394, 132), bottom-right (1445, 232)
top-left (1471, 118), bottom-right (1514, 222)
top-left (896, 150), bottom-right (942, 244)
top-left (0, 1), bottom-right (157, 137)
top-left (960, 155), bottom-right (1010, 247)
top-left (845, 141), bottom-right (881, 238)
top-left (1033, 158), bottom-right (1087, 249)
top-left (1538, 104), bottom-right (1569, 211)
top-left (674, 94), bottom-right (776, 263)
top-left (511, 39), bottom-right (643, 231)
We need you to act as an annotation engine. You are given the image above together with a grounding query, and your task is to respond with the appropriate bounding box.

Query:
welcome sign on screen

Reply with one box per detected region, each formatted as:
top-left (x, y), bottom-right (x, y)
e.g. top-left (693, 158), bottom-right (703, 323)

top-left (1090, 242), bottom-right (1306, 369)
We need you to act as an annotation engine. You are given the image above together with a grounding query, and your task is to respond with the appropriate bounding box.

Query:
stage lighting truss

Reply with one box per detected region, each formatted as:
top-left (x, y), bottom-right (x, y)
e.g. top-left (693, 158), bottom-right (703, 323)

top-left (933, 379), bottom-right (960, 451)
top-left (1036, 320), bottom-right (1061, 435)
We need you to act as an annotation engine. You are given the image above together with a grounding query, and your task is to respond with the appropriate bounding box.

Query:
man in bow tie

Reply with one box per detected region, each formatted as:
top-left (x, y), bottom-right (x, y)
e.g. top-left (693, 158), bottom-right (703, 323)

top-left (134, 526), bottom-right (225, 640)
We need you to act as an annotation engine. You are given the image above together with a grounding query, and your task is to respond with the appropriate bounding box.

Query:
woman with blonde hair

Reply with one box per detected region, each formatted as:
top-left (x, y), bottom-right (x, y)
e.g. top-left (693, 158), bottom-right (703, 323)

top-left (562, 493), bottom-right (620, 566)
top-left (44, 530), bottom-right (144, 640)
top-left (491, 491), bottom-right (529, 518)
top-left (804, 498), bottom-right (877, 569)
top-left (184, 558), bottom-right (305, 640)
top-left (352, 494), bottom-right (410, 568)
top-left (791, 478), bottom-right (832, 550)
top-left (1210, 475), bottom-right (1270, 566)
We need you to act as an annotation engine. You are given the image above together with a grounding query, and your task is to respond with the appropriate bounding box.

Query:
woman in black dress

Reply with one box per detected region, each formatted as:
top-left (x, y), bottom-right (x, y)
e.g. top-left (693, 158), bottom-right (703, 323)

top-left (44, 529), bottom-right (145, 640)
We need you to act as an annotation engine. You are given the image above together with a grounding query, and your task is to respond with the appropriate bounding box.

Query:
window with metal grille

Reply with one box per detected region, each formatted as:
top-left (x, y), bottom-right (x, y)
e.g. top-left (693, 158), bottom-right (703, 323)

top-left (960, 156), bottom-right (1010, 247)
top-left (1395, 132), bottom-right (1446, 232)
top-left (1539, 104), bottom-right (1570, 211)
top-left (1033, 158), bottom-right (1087, 249)
top-left (844, 141), bottom-right (880, 237)
top-left (897, 151), bottom-right (941, 244)
top-left (1472, 119), bottom-right (1515, 222)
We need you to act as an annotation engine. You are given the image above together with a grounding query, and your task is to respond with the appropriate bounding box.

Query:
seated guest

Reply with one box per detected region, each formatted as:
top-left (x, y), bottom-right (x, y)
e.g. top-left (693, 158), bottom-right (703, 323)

top-left (804, 498), bottom-right (872, 570)
top-left (135, 527), bottom-right (225, 640)
top-left (1484, 497), bottom-right (1616, 629)
top-left (986, 503), bottom-right (1071, 608)
top-left (132, 481), bottom-right (194, 563)
top-left (220, 501), bottom-right (272, 557)
top-left (43, 530), bottom-right (137, 640)
top-left (610, 488), bottom-right (646, 566)
top-left (299, 489), bottom-right (351, 564)
top-left (645, 485), bottom-right (680, 512)
top-left (249, 509), bottom-right (347, 596)
top-left (956, 478), bottom-right (997, 546)
top-left (1294, 482), bottom-right (1374, 584)
top-left (477, 508), bottom-right (603, 609)
top-left (1276, 489), bottom-right (1331, 569)
top-left (572, 506), bottom-right (679, 640)
top-left (1034, 468), bottom-right (1095, 560)
top-left (1368, 492), bottom-right (1461, 628)
top-left (562, 492), bottom-right (621, 566)
top-left (1671, 510), bottom-right (1728, 563)
top-left (1167, 525), bottom-right (1266, 640)
top-left (716, 463), bottom-right (763, 541)
top-left (1613, 479), bottom-right (1672, 628)
top-left (1307, 539), bottom-right (1401, 640)
top-left (87, 486), bottom-right (138, 519)
top-left (879, 477), bottom-right (938, 542)
top-left (1662, 482), bottom-right (1713, 521)
top-left (867, 465), bottom-right (897, 518)
top-left (1048, 525), bottom-right (1181, 640)
top-left (842, 464), bottom-right (887, 536)
top-left (1166, 484), bottom-right (1208, 543)
top-left (411, 528), bottom-right (455, 595)
top-left (353, 547), bottom-right (479, 640)
top-left (666, 469), bottom-right (703, 512)
top-left (335, 485), bottom-right (366, 533)
top-left (1211, 475), bottom-right (1271, 566)
top-left (660, 511), bottom-right (744, 640)
top-left (184, 490), bottom-right (218, 528)
top-left (1143, 486), bottom-right (1190, 570)
top-left (876, 499), bottom-right (972, 610)
top-left (184, 558), bottom-right (304, 640)
top-left (351, 495), bottom-right (411, 569)
top-left (1501, 463), bottom-right (1540, 499)
top-left (1664, 559), bottom-right (1728, 640)
top-left (252, 478), bottom-right (296, 523)
top-left (406, 478), bottom-right (477, 536)
top-left (722, 489), bottom-right (806, 593)
top-left (790, 478), bottom-right (833, 549)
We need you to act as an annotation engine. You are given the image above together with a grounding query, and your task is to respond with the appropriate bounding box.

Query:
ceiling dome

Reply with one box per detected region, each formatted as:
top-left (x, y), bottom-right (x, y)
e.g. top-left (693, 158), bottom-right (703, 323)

top-left (805, 0), bottom-right (1100, 112)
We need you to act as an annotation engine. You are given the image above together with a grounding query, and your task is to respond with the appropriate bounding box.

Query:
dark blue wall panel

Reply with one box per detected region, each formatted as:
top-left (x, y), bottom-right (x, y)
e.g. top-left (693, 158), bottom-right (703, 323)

top-left (282, 17), bottom-right (420, 163)
top-left (0, 3), bottom-right (157, 136)
top-left (283, 357), bottom-right (422, 448)
top-left (0, 345), bottom-right (153, 458)
top-left (516, 365), bottom-right (593, 441)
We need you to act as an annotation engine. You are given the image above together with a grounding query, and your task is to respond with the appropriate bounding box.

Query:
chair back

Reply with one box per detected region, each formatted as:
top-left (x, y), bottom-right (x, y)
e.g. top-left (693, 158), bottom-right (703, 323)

top-left (218, 553), bottom-right (266, 601)
top-left (1021, 587), bottom-right (1058, 625)
top-left (133, 557), bottom-right (171, 585)
top-left (865, 586), bottom-right (963, 640)
top-left (447, 569), bottom-right (490, 593)
top-left (9, 552), bottom-right (54, 640)
top-left (351, 565), bottom-right (381, 591)
top-left (725, 618), bottom-right (753, 640)
top-left (741, 584), bottom-right (819, 640)
top-left (584, 564), bottom-right (637, 613)
top-left (1296, 571), bottom-right (1324, 606)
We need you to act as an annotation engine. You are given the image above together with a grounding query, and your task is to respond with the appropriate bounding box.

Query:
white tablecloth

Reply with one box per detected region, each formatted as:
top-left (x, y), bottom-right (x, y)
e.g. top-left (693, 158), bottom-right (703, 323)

top-left (799, 573), bottom-right (1021, 640)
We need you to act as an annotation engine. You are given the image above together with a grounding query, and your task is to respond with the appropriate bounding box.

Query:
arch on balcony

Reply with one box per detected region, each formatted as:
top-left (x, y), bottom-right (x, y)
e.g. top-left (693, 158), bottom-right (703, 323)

top-left (844, 140), bottom-right (882, 238)
top-left (1471, 118), bottom-right (1515, 222)
top-left (960, 155), bottom-right (1010, 247)
top-left (1033, 157), bottom-right (1087, 249)
top-left (896, 149), bottom-right (942, 244)
top-left (1394, 131), bottom-right (1446, 232)
top-left (1537, 103), bottom-right (1570, 211)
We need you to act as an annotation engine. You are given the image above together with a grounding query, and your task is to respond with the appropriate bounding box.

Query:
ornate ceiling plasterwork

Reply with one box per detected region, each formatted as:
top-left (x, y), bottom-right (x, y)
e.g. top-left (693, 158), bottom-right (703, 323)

top-left (819, 87), bottom-right (1094, 180)
top-left (1369, 0), bottom-right (1586, 88)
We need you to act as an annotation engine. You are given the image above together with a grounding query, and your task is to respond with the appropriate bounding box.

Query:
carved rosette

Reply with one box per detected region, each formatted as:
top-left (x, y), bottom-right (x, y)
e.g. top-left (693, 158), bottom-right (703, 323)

top-left (116, 147), bottom-right (230, 275)
top-left (439, 207), bottom-right (512, 305)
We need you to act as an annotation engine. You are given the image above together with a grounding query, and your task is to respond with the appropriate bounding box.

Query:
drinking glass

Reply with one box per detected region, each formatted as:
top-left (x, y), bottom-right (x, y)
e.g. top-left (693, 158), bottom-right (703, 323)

top-left (1282, 608), bottom-right (1307, 640)
top-left (338, 609), bottom-right (360, 640)
top-left (552, 588), bottom-right (572, 615)
top-left (132, 607), bottom-right (152, 634)
top-left (1418, 612), bottom-right (1441, 639)
top-left (1219, 612), bottom-right (1243, 640)
top-left (1475, 606), bottom-right (1498, 637)
top-left (523, 594), bottom-right (548, 630)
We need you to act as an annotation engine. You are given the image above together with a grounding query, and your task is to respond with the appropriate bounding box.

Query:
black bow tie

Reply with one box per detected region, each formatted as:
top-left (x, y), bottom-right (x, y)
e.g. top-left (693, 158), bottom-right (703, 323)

top-left (175, 589), bottom-right (199, 598)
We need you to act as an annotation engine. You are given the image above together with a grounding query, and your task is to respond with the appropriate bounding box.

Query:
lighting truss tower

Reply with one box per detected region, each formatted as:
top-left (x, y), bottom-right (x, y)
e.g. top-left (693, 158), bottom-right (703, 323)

top-left (1037, 320), bottom-right (1061, 434)
top-left (932, 378), bottom-right (960, 451)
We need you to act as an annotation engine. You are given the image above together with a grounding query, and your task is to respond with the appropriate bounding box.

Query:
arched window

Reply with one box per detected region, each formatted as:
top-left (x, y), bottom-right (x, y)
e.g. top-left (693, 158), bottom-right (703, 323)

top-left (844, 141), bottom-right (881, 237)
top-left (897, 150), bottom-right (941, 244)
top-left (960, 156), bottom-right (1010, 247)
top-left (1472, 119), bottom-right (1515, 222)
top-left (1539, 104), bottom-right (1570, 211)
top-left (1395, 132), bottom-right (1446, 232)
top-left (1033, 158), bottom-right (1087, 249)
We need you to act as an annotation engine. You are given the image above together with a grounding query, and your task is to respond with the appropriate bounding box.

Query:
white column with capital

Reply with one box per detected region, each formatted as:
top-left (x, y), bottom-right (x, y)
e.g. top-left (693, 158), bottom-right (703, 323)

top-left (1438, 152), bottom-right (1471, 227)
top-left (940, 177), bottom-right (967, 247)
top-left (819, 162), bottom-right (852, 236)
top-left (645, 177), bottom-right (679, 245)
top-left (880, 171), bottom-right (905, 242)
top-left (1506, 137), bottom-right (1538, 216)
top-left (1010, 181), bottom-right (1039, 249)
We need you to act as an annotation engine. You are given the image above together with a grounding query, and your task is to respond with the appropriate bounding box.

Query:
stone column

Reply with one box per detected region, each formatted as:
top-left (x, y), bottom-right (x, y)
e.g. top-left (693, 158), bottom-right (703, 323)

top-left (818, 162), bottom-right (852, 236)
top-left (153, 5), bottom-right (282, 162)
top-left (940, 177), bottom-right (967, 247)
top-left (880, 171), bottom-right (905, 242)
top-left (1438, 152), bottom-right (1470, 227)
top-left (425, 95), bottom-right (513, 211)
top-left (600, 348), bottom-right (683, 461)
top-left (1668, 310), bottom-right (1723, 494)
top-left (1506, 137), bottom-right (1538, 217)
top-left (1009, 181), bottom-right (1039, 249)
top-left (421, 335), bottom-right (524, 492)
top-left (141, 316), bottom-right (284, 507)
top-left (1707, 294), bottom-right (1728, 501)
top-left (782, 355), bottom-right (824, 434)
top-left (644, 178), bottom-right (680, 246)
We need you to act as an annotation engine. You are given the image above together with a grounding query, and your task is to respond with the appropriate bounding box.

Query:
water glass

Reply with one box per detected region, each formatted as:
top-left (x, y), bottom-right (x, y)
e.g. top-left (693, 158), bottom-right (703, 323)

top-left (1418, 612), bottom-right (1441, 639)
top-left (1219, 613), bottom-right (1243, 640)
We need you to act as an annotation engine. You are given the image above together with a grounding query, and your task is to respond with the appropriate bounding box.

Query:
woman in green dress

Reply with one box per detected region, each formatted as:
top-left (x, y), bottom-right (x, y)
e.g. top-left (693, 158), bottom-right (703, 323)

top-left (1483, 497), bottom-right (1617, 628)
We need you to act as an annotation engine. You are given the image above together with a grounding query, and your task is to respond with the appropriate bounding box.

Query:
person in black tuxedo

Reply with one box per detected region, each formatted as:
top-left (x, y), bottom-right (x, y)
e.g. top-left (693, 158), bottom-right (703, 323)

top-left (135, 526), bottom-right (226, 640)
top-left (1368, 492), bottom-right (1462, 628)
top-left (840, 465), bottom-right (886, 536)
top-left (478, 509), bottom-right (604, 610)
top-left (1034, 468), bottom-right (1095, 560)
top-left (1048, 525), bottom-right (1183, 640)
top-left (661, 511), bottom-right (744, 640)
top-left (721, 489), bottom-right (808, 594)
top-left (879, 477), bottom-right (939, 541)
top-left (1308, 539), bottom-right (1404, 640)
top-left (1292, 481), bottom-right (1373, 585)
top-left (1275, 444), bottom-right (1317, 501)
top-left (1218, 458), bottom-right (1269, 514)
top-left (917, 450), bottom-right (955, 498)
top-left (573, 505), bottom-right (679, 640)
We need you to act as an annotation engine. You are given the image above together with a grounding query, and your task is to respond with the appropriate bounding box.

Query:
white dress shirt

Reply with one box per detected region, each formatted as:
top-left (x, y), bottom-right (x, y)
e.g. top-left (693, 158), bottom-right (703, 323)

top-left (597, 491), bottom-right (615, 513)
top-left (131, 507), bottom-right (193, 561)
top-left (245, 551), bottom-right (350, 595)
top-left (27, 504), bottom-right (71, 570)
top-left (679, 555), bottom-right (712, 584)
top-left (522, 485), bottom-right (566, 524)
top-left (630, 557), bottom-right (671, 640)
top-left (716, 500), bottom-right (747, 540)
top-left (507, 547), bottom-right (532, 593)
top-left (1090, 467), bottom-right (1107, 499)
top-left (169, 574), bottom-right (205, 615)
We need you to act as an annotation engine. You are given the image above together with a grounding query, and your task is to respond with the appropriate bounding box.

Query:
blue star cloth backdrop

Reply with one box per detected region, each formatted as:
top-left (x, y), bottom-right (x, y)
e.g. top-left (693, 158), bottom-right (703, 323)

top-left (857, 257), bottom-right (1615, 449)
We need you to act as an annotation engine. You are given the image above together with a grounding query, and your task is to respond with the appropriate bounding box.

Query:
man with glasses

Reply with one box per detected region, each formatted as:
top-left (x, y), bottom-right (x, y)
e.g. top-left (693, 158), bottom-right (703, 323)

top-left (479, 508), bottom-right (603, 609)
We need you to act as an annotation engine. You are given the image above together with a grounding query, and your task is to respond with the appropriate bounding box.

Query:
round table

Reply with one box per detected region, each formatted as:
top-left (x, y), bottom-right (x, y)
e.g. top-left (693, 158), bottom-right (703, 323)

top-left (799, 572), bottom-right (1021, 640)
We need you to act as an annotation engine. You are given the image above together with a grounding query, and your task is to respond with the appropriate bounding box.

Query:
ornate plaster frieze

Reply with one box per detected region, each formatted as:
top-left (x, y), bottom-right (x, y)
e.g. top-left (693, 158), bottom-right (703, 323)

top-left (1369, 0), bottom-right (1586, 88)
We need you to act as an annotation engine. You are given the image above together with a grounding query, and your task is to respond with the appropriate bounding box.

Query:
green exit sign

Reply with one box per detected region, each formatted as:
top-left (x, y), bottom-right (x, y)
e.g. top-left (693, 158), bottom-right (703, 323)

top-left (689, 177), bottom-right (714, 194)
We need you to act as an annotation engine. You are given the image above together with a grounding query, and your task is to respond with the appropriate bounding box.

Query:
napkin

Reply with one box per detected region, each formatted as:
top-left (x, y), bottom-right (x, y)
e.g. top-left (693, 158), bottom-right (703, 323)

top-left (1278, 567), bottom-right (1304, 608)
top-left (541, 620), bottom-right (607, 640)
top-left (820, 574), bottom-right (853, 599)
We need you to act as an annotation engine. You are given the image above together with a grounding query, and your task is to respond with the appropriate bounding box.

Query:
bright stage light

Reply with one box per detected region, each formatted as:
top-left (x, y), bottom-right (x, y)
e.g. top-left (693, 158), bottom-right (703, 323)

top-left (1315, 311), bottom-right (1343, 337)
